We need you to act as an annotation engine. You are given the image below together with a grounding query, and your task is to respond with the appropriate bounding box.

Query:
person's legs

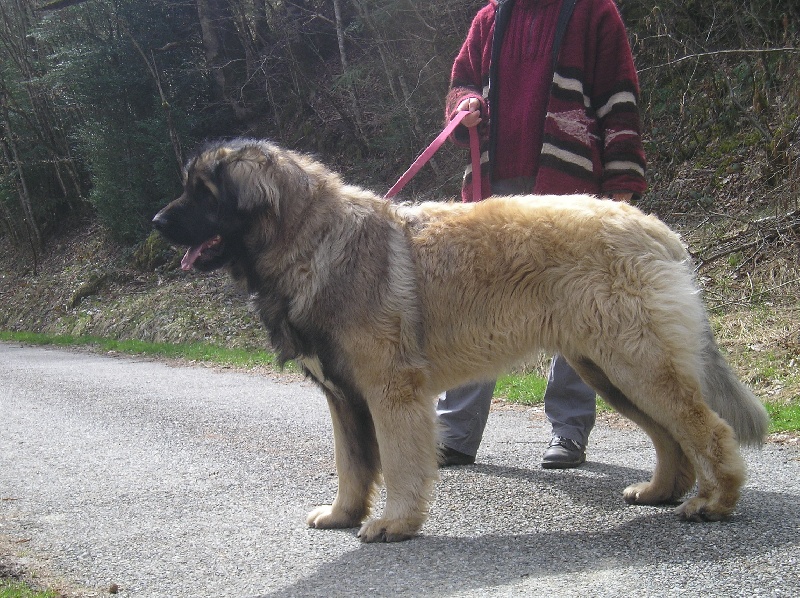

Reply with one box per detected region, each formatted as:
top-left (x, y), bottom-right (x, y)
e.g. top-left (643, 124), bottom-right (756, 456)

top-left (436, 380), bottom-right (496, 464)
top-left (542, 354), bottom-right (596, 468)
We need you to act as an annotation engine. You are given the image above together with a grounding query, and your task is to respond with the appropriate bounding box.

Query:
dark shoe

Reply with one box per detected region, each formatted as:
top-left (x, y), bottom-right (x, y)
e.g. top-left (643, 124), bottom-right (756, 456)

top-left (541, 436), bottom-right (586, 469)
top-left (438, 445), bottom-right (476, 467)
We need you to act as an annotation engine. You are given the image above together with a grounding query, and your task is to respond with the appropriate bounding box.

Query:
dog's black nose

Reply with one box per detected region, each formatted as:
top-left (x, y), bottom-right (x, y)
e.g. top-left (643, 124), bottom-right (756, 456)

top-left (152, 211), bottom-right (167, 231)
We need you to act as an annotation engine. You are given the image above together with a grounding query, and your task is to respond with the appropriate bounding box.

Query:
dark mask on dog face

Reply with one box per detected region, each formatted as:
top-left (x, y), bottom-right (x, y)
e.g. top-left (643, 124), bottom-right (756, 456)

top-left (153, 160), bottom-right (240, 272)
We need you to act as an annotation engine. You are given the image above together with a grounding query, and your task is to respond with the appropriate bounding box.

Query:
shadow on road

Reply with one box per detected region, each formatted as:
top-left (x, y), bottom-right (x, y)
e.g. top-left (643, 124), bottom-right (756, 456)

top-left (260, 461), bottom-right (798, 597)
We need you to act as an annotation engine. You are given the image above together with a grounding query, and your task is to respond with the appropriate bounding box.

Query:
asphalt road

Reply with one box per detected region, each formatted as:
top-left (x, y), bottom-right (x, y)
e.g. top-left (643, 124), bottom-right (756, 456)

top-left (1, 343), bottom-right (798, 597)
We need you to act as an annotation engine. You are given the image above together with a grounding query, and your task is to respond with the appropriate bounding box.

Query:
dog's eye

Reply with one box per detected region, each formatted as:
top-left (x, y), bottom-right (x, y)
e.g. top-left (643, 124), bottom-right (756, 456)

top-left (193, 181), bottom-right (218, 209)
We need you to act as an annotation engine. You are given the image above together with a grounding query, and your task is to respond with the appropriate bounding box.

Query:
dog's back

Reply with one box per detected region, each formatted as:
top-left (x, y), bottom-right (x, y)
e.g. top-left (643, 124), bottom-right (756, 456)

top-left (401, 195), bottom-right (695, 386)
top-left (402, 193), bottom-right (768, 445)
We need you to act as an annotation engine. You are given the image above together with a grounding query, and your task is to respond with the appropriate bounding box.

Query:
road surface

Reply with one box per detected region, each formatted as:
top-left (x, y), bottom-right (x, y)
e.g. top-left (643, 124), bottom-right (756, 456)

top-left (1, 343), bottom-right (798, 596)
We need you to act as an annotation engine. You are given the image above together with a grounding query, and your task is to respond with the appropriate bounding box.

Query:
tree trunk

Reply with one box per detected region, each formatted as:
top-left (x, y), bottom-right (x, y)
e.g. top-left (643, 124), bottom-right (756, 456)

top-left (195, 0), bottom-right (249, 120)
top-left (1, 96), bottom-right (42, 249)
top-left (333, 0), bottom-right (365, 140)
top-left (350, 0), bottom-right (400, 103)
top-left (196, 0), bottom-right (228, 102)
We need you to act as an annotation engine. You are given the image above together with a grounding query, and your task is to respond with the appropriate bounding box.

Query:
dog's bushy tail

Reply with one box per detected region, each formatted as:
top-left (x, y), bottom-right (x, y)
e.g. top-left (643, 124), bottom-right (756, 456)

top-left (701, 324), bottom-right (770, 446)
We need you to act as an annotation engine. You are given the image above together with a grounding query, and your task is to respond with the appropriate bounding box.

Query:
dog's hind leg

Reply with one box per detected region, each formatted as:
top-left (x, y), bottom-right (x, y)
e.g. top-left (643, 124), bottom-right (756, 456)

top-left (307, 387), bottom-right (381, 530)
top-left (356, 383), bottom-right (438, 543)
top-left (575, 356), bottom-right (745, 520)
top-left (651, 376), bottom-right (746, 521)
top-left (571, 358), bottom-right (696, 505)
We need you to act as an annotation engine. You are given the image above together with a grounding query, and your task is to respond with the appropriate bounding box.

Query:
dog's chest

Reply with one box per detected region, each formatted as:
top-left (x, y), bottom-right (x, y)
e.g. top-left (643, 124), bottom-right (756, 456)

top-left (296, 354), bottom-right (341, 397)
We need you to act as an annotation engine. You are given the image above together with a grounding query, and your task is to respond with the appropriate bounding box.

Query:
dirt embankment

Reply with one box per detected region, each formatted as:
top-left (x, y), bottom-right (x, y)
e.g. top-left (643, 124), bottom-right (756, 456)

top-left (0, 224), bottom-right (267, 352)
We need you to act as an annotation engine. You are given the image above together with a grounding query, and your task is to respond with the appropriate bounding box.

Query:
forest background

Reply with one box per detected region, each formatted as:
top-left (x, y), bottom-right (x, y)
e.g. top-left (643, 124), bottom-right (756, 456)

top-left (0, 0), bottom-right (799, 421)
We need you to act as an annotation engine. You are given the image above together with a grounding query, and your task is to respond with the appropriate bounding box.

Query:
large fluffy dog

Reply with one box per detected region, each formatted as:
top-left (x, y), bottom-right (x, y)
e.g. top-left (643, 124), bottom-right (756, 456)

top-left (153, 138), bottom-right (769, 542)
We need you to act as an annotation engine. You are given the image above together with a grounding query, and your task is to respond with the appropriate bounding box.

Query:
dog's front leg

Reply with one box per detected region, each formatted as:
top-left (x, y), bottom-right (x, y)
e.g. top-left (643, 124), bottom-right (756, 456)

top-left (307, 388), bottom-right (381, 530)
top-left (357, 385), bottom-right (438, 543)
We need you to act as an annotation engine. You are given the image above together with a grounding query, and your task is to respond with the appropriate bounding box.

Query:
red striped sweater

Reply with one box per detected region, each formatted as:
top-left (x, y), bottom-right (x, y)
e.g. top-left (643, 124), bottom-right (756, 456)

top-left (446, 0), bottom-right (647, 201)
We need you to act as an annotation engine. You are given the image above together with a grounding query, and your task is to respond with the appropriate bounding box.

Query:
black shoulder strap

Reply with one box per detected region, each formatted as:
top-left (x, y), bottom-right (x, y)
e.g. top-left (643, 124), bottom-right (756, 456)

top-left (489, 0), bottom-right (516, 98)
top-left (487, 0), bottom-right (516, 169)
top-left (552, 0), bottom-right (578, 71)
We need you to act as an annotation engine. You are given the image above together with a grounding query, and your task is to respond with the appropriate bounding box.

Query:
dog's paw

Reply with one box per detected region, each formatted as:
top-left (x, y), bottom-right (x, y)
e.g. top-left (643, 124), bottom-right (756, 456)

top-left (306, 505), bottom-right (361, 529)
top-left (623, 481), bottom-right (681, 505)
top-left (674, 497), bottom-right (730, 522)
top-left (357, 518), bottom-right (418, 543)
top-left (623, 482), bottom-right (659, 505)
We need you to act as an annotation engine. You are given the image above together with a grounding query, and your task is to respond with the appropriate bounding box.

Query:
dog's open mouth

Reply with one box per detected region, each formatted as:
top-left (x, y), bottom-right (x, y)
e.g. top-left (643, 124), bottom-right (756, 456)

top-left (181, 235), bottom-right (223, 271)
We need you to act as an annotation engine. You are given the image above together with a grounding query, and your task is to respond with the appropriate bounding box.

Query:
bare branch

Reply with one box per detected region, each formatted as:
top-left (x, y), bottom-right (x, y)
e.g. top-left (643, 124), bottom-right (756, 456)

top-left (35, 0), bottom-right (91, 12)
top-left (639, 47), bottom-right (800, 73)
top-left (696, 210), bottom-right (800, 270)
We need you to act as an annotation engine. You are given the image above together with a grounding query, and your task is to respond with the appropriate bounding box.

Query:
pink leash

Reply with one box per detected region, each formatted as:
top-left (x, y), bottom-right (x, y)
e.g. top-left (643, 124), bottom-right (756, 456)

top-left (384, 110), bottom-right (482, 202)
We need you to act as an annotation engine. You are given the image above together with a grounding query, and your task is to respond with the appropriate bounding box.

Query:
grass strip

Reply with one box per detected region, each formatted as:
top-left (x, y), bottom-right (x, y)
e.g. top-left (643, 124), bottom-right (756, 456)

top-left (495, 372), bottom-right (547, 406)
top-left (0, 331), bottom-right (281, 370)
top-left (765, 402), bottom-right (800, 434)
top-left (0, 580), bottom-right (58, 598)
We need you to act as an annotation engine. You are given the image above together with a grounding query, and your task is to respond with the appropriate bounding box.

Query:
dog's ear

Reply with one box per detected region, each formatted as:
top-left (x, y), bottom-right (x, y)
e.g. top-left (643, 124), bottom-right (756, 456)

top-left (183, 154), bottom-right (224, 212)
top-left (214, 144), bottom-right (281, 214)
top-left (216, 145), bottom-right (269, 165)
top-left (182, 145), bottom-right (268, 213)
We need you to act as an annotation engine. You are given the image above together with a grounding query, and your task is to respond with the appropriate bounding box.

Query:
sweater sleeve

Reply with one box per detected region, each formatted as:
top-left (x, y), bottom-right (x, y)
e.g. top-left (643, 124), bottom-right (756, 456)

top-left (445, 5), bottom-right (494, 147)
top-left (590, 0), bottom-right (647, 197)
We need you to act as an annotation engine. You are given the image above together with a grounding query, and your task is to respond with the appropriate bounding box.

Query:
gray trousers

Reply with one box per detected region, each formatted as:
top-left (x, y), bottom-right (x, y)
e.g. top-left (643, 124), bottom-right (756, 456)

top-left (436, 355), bottom-right (596, 456)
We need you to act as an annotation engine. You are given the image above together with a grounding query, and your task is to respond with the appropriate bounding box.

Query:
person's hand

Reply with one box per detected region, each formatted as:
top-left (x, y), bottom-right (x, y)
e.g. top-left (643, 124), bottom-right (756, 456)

top-left (456, 97), bottom-right (482, 128)
top-left (611, 192), bottom-right (633, 203)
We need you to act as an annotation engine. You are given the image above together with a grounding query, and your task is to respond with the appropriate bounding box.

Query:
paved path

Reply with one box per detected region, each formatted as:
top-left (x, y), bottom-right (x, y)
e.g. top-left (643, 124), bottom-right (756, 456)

top-left (1, 343), bottom-right (798, 597)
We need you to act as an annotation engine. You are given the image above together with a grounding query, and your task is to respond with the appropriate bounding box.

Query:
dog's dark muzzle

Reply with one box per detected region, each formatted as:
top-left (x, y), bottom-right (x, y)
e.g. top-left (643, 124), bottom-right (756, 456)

top-left (152, 204), bottom-right (207, 247)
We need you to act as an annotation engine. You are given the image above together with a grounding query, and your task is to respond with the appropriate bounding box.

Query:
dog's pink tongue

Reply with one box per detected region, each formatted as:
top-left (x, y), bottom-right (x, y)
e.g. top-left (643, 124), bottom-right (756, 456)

top-left (181, 245), bottom-right (204, 271)
top-left (181, 236), bottom-right (222, 271)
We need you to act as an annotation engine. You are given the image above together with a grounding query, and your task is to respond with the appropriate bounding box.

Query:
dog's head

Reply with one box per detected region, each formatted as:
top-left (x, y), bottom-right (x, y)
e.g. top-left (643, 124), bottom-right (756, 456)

top-left (153, 138), bottom-right (316, 272)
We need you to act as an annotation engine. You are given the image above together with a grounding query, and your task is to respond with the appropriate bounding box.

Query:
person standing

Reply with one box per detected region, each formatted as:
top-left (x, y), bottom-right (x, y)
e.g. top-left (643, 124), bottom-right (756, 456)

top-left (437, 0), bottom-right (647, 468)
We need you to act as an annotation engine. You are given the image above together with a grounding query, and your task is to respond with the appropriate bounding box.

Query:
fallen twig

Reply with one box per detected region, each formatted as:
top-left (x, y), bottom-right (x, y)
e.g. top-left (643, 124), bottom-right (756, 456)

top-left (696, 209), bottom-right (800, 270)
